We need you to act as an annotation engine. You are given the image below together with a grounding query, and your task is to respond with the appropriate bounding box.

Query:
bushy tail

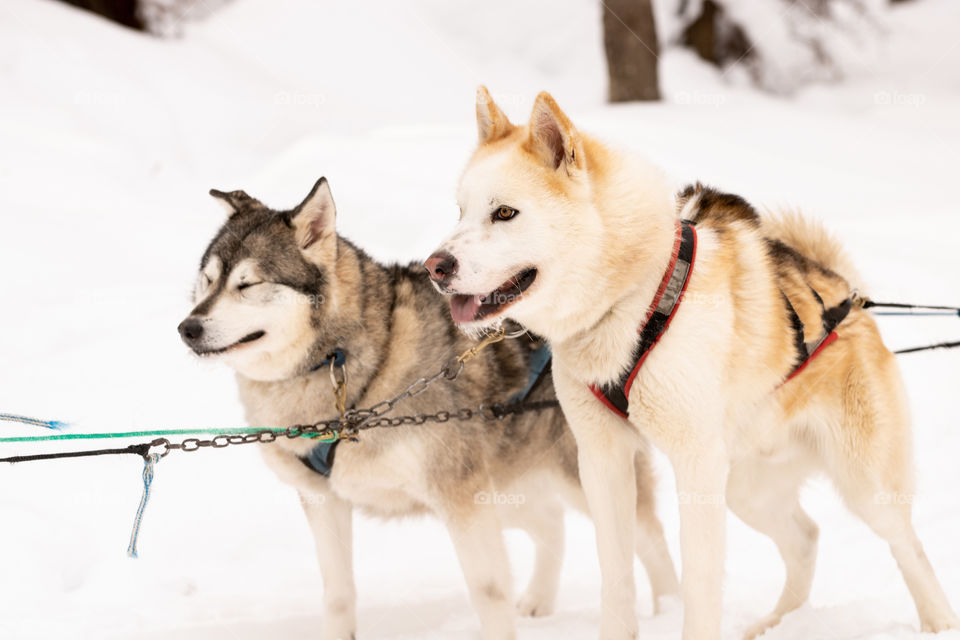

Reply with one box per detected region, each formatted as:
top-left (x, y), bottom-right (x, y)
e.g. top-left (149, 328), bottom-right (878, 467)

top-left (762, 210), bottom-right (865, 294)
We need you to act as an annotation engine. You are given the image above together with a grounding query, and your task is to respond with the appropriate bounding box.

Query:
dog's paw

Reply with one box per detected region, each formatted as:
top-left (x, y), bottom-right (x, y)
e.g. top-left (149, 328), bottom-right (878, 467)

top-left (516, 590), bottom-right (556, 617)
top-left (598, 617), bottom-right (638, 640)
top-left (320, 620), bottom-right (356, 640)
top-left (744, 613), bottom-right (781, 640)
top-left (920, 612), bottom-right (960, 633)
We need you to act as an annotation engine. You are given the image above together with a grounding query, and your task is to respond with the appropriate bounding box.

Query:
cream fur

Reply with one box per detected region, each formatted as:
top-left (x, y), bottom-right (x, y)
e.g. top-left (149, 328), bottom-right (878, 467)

top-left (430, 88), bottom-right (960, 640)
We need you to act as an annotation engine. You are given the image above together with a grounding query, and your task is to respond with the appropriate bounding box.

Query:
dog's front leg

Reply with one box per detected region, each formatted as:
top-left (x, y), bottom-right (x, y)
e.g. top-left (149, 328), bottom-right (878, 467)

top-left (554, 365), bottom-right (641, 640)
top-left (299, 488), bottom-right (357, 640)
top-left (580, 425), bottom-right (642, 640)
top-left (668, 438), bottom-right (728, 640)
top-left (443, 493), bottom-right (516, 640)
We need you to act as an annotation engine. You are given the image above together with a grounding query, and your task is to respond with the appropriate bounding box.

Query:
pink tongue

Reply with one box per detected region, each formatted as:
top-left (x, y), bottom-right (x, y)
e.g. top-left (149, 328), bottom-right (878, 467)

top-left (450, 294), bottom-right (482, 323)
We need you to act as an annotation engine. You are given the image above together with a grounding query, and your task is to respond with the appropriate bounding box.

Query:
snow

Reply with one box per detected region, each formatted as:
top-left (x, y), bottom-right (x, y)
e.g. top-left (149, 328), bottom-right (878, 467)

top-left (0, 0), bottom-right (958, 638)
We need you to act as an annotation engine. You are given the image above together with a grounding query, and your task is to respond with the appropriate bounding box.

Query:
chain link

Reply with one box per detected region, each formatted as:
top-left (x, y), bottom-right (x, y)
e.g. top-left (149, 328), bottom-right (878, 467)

top-left (148, 398), bottom-right (559, 458)
top-left (147, 327), bottom-right (559, 459)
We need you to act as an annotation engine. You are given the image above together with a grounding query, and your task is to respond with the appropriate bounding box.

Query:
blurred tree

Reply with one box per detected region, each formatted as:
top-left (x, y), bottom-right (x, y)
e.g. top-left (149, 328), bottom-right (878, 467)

top-left (681, 0), bottom-right (750, 68)
top-left (674, 0), bottom-right (886, 94)
top-left (603, 0), bottom-right (661, 101)
top-left (56, 0), bottom-right (233, 36)
top-left (61, 0), bottom-right (145, 31)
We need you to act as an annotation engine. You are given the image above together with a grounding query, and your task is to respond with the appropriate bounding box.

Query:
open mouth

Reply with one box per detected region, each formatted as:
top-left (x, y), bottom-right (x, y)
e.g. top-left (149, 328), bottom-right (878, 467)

top-left (449, 268), bottom-right (537, 324)
top-left (195, 330), bottom-right (266, 356)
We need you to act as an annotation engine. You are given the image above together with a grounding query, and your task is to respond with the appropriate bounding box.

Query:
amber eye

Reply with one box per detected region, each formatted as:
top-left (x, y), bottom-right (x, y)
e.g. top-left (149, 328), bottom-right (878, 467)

top-left (492, 205), bottom-right (518, 222)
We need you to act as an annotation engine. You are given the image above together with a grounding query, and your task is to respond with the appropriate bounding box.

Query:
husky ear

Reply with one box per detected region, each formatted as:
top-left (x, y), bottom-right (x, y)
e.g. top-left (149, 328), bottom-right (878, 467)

top-left (476, 86), bottom-right (514, 144)
top-left (292, 177), bottom-right (337, 262)
top-left (209, 189), bottom-right (262, 217)
top-left (526, 92), bottom-right (584, 174)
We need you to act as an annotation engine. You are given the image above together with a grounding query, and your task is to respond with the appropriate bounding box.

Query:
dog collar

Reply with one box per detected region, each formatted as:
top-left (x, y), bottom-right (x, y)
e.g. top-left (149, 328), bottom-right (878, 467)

top-left (310, 348), bottom-right (346, 372)
top-left (590, 220), bottom-right (698, 418)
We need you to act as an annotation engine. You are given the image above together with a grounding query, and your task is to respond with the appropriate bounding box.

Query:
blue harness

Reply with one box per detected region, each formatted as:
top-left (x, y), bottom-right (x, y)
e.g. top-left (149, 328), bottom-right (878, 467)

top-left (300, 343), bottom-right (552, 477)
top-left (510, 342), bottom-right (552, 403)
top-left (300, 349), bottom-right (346, 477)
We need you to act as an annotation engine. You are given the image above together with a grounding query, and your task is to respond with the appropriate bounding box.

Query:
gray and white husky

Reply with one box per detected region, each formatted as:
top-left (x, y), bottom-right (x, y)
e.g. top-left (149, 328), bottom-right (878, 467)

top-left (178, 178), bottom-right (678, 640)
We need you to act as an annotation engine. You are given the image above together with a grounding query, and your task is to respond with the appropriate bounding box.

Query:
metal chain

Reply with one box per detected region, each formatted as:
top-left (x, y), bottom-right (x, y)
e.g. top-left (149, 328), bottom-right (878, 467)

top-left (147, 327), bottom-right (559, 458)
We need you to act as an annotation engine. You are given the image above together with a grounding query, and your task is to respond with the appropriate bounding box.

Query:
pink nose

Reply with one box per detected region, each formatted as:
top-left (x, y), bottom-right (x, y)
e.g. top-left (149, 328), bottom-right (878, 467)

top-left (425, 251), bottom-right (458, 282)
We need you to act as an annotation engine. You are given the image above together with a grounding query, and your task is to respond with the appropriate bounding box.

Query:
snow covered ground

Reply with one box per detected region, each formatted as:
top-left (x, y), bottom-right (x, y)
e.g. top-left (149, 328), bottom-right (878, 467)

top-left (0, 0), bottom-right (958, 638)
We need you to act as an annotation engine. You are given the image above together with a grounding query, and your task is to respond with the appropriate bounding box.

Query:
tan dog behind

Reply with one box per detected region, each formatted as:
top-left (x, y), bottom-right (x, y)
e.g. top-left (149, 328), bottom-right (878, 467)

top-left (426, 87), bottom-right (959, 640)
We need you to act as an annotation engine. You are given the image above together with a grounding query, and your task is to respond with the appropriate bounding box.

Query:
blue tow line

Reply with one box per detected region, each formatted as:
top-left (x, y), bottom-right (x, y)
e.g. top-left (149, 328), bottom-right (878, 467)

top-left (0, 413), bottom-right (68, 430)
top-left (126, 453), bottom-right (161, 559)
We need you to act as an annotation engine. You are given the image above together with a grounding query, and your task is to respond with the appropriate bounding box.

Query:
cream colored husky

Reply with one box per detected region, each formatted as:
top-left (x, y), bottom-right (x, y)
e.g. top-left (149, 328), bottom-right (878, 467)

top-left (426, 87), bottom-right (960, 640)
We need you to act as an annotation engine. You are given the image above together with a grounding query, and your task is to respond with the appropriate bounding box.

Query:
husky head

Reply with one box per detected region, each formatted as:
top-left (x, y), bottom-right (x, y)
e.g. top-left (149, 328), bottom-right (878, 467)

top-left (426, 87), bottom-right (610, 339)
top-left (427, 87), bottom-right (674, 341)
top-left (178, 178), bottom-right (343, 381)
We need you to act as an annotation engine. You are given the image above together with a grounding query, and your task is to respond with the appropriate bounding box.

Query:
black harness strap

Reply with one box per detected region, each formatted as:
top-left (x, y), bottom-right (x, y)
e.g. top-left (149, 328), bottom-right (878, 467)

top-left (783, 295), bottom-right (806, 364)
top-left (0, 443), bottom-right (151, 464)
top-left (781, 296), bottom-right (852, 385)
top-left (590, 221), bottom-right (698, 418)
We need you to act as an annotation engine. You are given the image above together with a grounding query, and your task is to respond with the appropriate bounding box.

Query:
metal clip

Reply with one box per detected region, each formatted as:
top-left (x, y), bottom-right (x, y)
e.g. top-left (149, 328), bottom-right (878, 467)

top-left (456, 326), bottom-right (506, 365)
top-left (329, 358), bottom-right (348, 418)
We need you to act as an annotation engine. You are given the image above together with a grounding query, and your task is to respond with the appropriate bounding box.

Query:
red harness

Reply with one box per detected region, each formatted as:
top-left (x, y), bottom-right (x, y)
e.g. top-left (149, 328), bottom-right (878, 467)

top-left (590, 220), bottom-right (848, 418)
top-left (590, 220), bottom-right (697, 418)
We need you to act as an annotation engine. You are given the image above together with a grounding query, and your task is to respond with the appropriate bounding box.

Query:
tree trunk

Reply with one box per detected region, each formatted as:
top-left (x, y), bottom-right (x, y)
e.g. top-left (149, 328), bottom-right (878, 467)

top-left (602, 0), bottom-right (661, 102)
top-left (60, 0), bottom-right (145, 31)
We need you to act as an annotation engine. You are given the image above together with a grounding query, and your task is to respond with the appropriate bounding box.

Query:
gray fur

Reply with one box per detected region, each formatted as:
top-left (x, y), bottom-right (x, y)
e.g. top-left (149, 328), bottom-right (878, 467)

top-left (181, 180), bottom-right (678, 639)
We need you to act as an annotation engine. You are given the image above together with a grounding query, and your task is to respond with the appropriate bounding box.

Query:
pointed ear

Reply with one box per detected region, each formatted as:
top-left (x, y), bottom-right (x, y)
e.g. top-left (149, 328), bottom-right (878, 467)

top-left (209, 189), bottom-right (262, 217)
top-left (526, 92), bottom-right (584, 174)
top-left (476, 86), bottom-right (514, 144)
top-left (292, 177), bottom-right (337, 262)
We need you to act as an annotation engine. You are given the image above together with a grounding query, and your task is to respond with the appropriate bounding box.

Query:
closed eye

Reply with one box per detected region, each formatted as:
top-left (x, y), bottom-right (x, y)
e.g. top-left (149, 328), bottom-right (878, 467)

top-left (237, 282), bottom-right (263, 292)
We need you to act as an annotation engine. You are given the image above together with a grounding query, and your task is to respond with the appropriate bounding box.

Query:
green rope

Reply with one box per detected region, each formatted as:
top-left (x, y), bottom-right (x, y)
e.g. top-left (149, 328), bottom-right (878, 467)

top-left (0, 426), bottom-right (334, 444)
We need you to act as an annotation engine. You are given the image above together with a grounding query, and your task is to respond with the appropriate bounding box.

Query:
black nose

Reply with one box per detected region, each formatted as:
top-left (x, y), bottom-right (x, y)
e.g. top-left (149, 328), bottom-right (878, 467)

top-left (425, 251), bottom-right (458, 283)
top-left (178, 318), bottom-right (204, 342)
